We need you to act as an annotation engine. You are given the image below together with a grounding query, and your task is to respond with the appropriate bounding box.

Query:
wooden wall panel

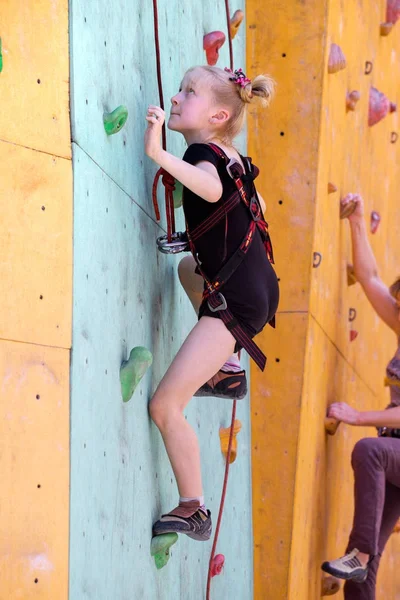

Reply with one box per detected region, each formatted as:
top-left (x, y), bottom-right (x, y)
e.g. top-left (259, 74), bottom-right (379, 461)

top-left (248, 1), bottom-right (400, 598)
top-left (0, 1), bottom-right (70, 158)
top-left (0, 341), bottom-right (69, 600)
top-left (0, 142), bottom-right (72, 348)
top-left (0, 2), bottom-right (72, 599)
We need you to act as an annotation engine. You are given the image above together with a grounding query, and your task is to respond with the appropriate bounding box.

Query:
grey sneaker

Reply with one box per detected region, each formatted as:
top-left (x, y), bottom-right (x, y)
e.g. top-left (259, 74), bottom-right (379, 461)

top-left (321, 548), bottom-right (368, 583)
top-left (153, 505), bottom-right (212, 541)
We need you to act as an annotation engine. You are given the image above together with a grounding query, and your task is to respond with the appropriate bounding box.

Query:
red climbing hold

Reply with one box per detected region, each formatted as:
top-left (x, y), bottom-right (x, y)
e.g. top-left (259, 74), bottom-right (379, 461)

top-left (370, 211), bottom-right (381, 234)
top-left (203, 31), bottom-right (226, 66)
top-left (350, 330), bottom-right (358, 342)
top-left (210, 554), bottom-right (225, 577)
top-left (368, 87), bottom-right (397, 126)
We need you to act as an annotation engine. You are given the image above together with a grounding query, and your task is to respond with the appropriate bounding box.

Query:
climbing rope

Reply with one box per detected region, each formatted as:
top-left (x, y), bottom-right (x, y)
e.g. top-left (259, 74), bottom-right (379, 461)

top-left (205, 3), bottom-right (236, 597)
top-left (206, 398), bottom-right (237, 599)
top-left (224, 0), bottom-right (234, 70)
top-left (151, 0), bottom-right (176, 241)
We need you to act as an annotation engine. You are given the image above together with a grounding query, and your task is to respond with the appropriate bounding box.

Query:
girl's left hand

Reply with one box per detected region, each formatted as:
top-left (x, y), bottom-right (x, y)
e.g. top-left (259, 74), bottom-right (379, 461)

top-left (328, 402), bottom-right (360, 425)
top-left (145, 105), bottom-right (165, 163)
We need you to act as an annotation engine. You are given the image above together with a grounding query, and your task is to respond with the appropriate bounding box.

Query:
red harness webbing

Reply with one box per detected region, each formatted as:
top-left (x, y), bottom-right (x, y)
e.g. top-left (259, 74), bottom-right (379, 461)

top-left (185, 143), bottom-right (276, 371)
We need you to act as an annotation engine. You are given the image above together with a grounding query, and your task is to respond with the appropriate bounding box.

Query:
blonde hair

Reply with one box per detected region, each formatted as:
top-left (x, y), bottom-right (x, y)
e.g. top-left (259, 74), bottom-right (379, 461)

top-left (390, 277), bottom-right (400, 299)
top-left (189, 65), bottom-right (275, 142)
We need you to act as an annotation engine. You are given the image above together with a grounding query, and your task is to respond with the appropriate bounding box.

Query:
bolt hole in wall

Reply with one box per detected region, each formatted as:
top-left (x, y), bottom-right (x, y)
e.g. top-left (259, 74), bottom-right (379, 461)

top-left (36, 394), bottom-right (40, 399)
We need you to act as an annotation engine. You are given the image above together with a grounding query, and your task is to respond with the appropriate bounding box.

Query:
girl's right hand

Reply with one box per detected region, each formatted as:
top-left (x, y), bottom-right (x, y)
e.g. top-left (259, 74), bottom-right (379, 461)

top-left (341, 193), bottom-right (364, 221)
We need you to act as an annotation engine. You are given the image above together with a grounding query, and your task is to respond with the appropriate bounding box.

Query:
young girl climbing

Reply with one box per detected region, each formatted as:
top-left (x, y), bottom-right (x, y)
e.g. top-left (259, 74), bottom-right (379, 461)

top-left (321, 194), bottom-right (400, 599)
top-left (144, 65), bottom-right (279, 541)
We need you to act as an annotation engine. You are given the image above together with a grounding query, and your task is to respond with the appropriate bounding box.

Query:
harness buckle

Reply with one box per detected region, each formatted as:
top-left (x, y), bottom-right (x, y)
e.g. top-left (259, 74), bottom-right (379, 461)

top-left (226, 157), bottom-right (242, 180)
top-left (207, 292), bottom-right (227, 313)
top-left (156, 232), bottom-right (190, 254)
top-left (249, 197), bottom-right (261, 222)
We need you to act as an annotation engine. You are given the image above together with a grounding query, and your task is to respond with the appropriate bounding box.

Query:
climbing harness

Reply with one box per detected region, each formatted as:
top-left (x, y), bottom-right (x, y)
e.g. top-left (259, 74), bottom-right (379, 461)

top-left (157, 143), bottom-right (275, 370)
top-left (184, 142), bottom-right (275, 373)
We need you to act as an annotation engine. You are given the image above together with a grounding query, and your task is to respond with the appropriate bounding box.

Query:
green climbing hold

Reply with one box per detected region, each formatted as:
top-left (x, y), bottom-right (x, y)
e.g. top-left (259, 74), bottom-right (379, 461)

top-left (103, 105), bottom-right (128, 135)
top-left (0, 39), bottom-right (3, 73)
top-left (120, 346), bottom-right (153, 402)
top-left (150, 533), bottom-right (178, 569)
top-left (173, 179), bottom-right (183, 209)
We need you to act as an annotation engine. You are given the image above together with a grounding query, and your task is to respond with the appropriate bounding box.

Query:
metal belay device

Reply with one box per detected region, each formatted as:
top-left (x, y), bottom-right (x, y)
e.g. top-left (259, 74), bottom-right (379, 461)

top-left (156, 231), bottom-right (190, 254)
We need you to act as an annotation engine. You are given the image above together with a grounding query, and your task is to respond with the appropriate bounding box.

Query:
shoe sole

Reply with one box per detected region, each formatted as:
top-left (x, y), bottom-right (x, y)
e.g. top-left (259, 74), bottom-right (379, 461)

top-left (194, 389), bottom-right (247, 400)
top-left (153, 525), bottom-right (212, 542)
top-left (321, 563), bottom-right (368, 583)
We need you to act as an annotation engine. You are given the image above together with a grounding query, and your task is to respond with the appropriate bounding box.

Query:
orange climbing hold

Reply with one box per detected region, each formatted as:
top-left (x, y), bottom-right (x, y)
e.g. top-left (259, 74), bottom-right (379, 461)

top-left (347, 264), bottom-right (357, 286)
top-left (219, 419), bottom-right (242, 463)
top-left (392, 518), bottom-right (400, 534)
top-left (340, 198), bottom-right (357, 219)
top-left (328, 182), bottom-right (337, 194)
top-left (203, 31), bottom-right (226, 66)
top-left (230, 10), bottom-right (244, 39)
top-left (346, 90), bottom-right (360, 112)
top-left (321, 575), bottom-right (341, 596)
top-left (325, 416), bottom-right (341, 436)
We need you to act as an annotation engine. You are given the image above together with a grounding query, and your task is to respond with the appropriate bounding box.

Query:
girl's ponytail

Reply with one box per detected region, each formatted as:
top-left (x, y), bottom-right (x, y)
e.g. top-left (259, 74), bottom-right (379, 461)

top-left (239, 74), bottom-right (276, 107)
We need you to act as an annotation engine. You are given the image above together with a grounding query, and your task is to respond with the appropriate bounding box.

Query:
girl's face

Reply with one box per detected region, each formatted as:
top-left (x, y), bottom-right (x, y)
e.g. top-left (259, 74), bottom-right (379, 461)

top-left (168, 68), bottom-right (218, 138)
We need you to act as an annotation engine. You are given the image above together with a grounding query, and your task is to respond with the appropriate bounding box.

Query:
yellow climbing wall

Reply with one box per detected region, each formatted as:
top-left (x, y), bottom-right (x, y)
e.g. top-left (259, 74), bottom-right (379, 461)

top-left (0, 2), bottom-right (71, 599)
top-left (248, 0), bottom-right (400, 598)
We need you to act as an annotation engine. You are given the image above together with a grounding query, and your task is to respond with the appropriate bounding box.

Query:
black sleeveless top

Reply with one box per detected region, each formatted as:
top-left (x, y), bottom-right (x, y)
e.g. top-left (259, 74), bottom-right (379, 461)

top-left (182, 143), bottom-right (279, 338)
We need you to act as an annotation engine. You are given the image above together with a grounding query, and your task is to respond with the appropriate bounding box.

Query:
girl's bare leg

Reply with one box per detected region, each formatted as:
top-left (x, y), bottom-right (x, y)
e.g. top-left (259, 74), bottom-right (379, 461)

top-left (149, 316), bottom-right (235, 497)
top-left (178, 255), bottom-right (203, 314)
top-left (178, 255), bottom-right (240, 370)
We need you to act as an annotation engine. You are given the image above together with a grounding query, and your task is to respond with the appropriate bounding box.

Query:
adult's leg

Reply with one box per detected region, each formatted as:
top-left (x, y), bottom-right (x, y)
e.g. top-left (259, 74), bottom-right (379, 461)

top-left (346, 438), bottom-right (400, 555)
top-left (149, 315), bottom-right (236, 497)
top-left (344, 481), bottom-right (400, 600)
top-left (343, 438), bottom-right (400, 600)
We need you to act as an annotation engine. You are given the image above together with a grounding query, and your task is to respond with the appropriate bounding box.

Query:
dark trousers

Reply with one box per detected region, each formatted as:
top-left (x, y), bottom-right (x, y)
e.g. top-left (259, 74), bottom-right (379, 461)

top-left (344, 437), bottom-right (400, 600)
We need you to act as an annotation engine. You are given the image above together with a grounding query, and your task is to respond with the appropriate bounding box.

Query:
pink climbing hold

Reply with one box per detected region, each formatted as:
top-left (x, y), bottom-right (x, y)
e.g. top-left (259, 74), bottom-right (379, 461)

top-left (370, 211), bottom-right (381, 234)
top-left (350, 330), bottom-right (358, 342)
top-left (387, 0), bottom-right (400, 23)
top-left (210, 554), bottom-right (225, 577)
top-left (368, 87), bottom-right (397, 126)
top-left (203, 31), bottom-right (226, 66)
top-left (381, 0), bottom-right (400, 34)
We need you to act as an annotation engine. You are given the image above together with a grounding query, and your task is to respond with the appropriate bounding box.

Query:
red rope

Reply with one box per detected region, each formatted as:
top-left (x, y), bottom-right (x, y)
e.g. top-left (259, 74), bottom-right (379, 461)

top-left (152, 0), bottom-right (175, 241)
top-left (224, 0), bottom-right (234, 70)
top-left (206, 3), bottom-right (235, 598)
top-left (206, 399), bottom-right (237, 600)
